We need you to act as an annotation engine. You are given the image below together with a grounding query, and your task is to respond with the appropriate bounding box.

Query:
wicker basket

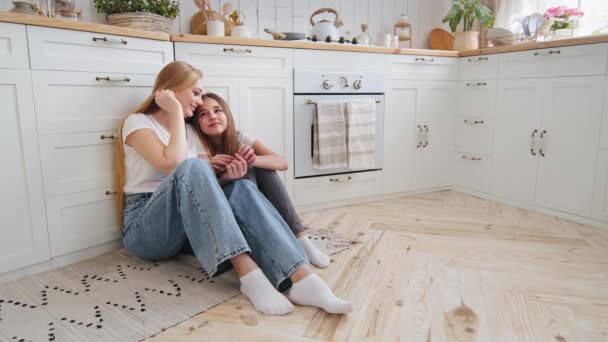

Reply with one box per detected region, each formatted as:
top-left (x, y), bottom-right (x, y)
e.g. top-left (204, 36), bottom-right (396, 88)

top-left (108, 12), bottom-right (173, 34)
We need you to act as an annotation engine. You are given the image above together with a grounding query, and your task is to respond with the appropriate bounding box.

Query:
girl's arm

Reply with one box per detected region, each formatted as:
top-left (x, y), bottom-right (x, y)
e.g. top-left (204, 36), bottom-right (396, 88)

top-left (125, 91), bottom-right (188, 173)
top-left (249, 140), bottom-right (288, 171)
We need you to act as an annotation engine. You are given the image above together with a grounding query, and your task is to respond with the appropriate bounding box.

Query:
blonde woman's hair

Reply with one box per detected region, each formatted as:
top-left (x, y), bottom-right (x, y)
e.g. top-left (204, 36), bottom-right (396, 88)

top-left (190, 93), bottom-right (239, 157)
top-left (114, 61), bottom-right (202, 229)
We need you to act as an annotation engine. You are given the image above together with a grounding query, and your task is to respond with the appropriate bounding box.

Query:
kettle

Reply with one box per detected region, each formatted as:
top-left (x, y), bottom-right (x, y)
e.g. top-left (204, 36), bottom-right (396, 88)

top-left (310, 8), bottom-right (343, 41)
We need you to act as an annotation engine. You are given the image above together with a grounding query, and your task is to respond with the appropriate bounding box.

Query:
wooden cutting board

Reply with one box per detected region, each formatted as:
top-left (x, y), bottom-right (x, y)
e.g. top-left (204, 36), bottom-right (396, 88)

top-left (429, 28), bottom-right (455, 50)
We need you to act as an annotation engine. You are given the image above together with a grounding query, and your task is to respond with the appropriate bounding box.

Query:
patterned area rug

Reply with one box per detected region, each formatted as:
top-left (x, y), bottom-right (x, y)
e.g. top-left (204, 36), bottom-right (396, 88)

top-left (0, 230), bottom-right (351, 342)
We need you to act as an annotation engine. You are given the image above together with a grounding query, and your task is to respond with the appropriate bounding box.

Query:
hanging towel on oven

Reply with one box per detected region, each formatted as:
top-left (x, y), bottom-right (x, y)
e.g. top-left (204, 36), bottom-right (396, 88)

top-left (313, 100), bottom-right (348, 170)
top-left (345, 99), bottom-right (376, 169)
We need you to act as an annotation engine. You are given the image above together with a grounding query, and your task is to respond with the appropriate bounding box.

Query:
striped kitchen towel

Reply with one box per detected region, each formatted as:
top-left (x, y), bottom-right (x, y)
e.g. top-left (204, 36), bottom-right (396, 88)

top-left (313, 101), bottom-right (348, 170)
top-left (346, 100), bottom-right (376, 169)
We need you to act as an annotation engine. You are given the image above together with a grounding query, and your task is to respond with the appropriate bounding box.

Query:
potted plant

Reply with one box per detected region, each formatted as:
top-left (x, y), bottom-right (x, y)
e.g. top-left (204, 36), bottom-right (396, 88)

top-left (93, 0), bottom-right (179, 34)
top-left (442, 0), bottom-right (494, 51)
top-left (544, 6), bottom-right (584, 40)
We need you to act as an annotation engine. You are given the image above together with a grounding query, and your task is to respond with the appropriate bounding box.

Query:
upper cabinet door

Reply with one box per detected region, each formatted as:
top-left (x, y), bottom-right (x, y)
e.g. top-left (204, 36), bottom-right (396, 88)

top-left (175, 43), bottom-right (292, 78)
top-left (27, 26), bottom-right (173, 74)
top-left (0, 22), bottom-right (29, 69)
top-left (0, 69), bottom-right (50, 273)
top-left (490, 79), bottom-right (543, 204)
top-left (535, 77), bottom-right (604, 217)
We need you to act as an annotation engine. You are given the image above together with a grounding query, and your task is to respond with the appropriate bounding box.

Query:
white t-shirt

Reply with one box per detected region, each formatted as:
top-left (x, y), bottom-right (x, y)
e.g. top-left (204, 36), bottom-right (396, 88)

top-left (122, 114), bottom-right (205, 194)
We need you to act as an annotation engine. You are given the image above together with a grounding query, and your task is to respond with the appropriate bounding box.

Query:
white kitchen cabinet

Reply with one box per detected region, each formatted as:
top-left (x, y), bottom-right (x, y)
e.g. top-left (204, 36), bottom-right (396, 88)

top-left (592, 149), bottom-right (608, 222)
top-left (175, 42), bottom-right (293, 78)
top-left (499, 43), bottom-right (608, 79)
top-left (0, 69), bottom-right (50, 273)
top-left (452, 152), bottom-right (491, 194)
top-left (491, 77), bottom-right (603, 217)
top-left (460, 55), bottom-right (499, 80)
top-left (27, 26), bottom-right (173, 74)
top-left (31, 71), bottom-right (154, 135)
top-left (534, 77), bottom-right (603, 217)
top-left (387, 55), bottom-right (459, 81)
top-left (454, 80), bottom-right (496, 156)
top-left (293, 49), bottom-right (386, 71)
top-left (600, 78), bottom-right (608, 150)
top-left (0, 22), bottom-right (29, 69)
top-left (414, 81), bottom-right (457, 190)
top-left (294, 171), bottom-right (383, 206)
top-left (382, 80), bottom-right (418, 194)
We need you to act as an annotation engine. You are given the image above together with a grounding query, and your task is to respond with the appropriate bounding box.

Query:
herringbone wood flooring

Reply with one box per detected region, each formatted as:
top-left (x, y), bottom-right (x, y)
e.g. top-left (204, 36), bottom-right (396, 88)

top-left (149, 191), bottom-right (608, 342)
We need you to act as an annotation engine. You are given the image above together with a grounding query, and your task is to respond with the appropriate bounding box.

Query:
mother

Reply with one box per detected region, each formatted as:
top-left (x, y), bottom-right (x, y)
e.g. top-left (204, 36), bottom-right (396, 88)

top-left (115, 61), bottom-right (352, 315)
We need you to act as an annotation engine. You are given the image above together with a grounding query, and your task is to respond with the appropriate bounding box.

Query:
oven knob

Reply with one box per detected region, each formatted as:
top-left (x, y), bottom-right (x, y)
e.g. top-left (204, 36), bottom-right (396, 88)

top-left (322, 80), bottom-right (333, 89)
top-left (353, 80), bottom-right (363, 89)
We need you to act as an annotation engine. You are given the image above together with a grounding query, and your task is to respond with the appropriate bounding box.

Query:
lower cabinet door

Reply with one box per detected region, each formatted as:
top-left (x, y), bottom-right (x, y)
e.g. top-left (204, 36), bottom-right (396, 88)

top-left (46, 190), bottom-right (121, 257)
top-left (294, 171), bottom-right (382, 206)
top-left (0, 69), bottom-right (50, 273)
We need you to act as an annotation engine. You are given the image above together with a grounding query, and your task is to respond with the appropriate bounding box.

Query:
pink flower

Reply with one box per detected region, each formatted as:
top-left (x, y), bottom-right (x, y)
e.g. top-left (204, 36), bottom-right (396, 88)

top-left (544, 5), bottom-right (584, 19)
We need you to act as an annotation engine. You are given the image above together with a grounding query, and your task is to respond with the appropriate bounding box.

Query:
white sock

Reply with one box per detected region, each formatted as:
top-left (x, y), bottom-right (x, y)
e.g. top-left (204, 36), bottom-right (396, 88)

top-left (239, 269), bottom-right (294, 315)
top-left (287, 274), bottom-right (353, 314)
top-left (298, 236), bottom-right (330, 268)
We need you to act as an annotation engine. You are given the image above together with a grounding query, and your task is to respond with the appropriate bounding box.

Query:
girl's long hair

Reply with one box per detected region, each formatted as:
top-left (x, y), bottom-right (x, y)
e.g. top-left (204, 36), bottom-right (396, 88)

top-left (190, 93), bottom-right (239, 156)
top-left (114, 61), bottom-right (202, 230)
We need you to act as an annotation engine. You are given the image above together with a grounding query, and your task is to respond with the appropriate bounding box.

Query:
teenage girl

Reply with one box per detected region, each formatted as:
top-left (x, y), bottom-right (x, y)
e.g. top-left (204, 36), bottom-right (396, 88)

top-left (116, 62), bottom-right (351, 315)
top-left (190, 92), bottom-right (330, 269)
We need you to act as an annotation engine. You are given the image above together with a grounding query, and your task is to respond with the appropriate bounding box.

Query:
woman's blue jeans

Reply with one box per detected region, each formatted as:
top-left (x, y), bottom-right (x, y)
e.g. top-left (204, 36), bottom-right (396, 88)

top-left (122, 159), bottom-right (308, 290)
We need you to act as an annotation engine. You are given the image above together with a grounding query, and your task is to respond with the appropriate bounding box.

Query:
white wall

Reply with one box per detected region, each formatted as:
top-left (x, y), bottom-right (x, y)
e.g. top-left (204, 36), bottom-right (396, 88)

top-left (2, 0), bottom-right (450, 49)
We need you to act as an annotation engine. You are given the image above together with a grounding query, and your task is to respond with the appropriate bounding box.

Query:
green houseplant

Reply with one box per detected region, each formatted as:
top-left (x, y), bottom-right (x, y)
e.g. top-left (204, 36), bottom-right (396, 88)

top-left (442, 0), bottom-right (494, 50)
top-left (93, 0), bottom-right (179, 33)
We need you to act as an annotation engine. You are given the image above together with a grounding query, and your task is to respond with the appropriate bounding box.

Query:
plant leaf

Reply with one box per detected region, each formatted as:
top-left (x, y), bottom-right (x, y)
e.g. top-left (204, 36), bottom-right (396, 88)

top-left (474, 2), bottom-right (495, 28)
top-left (442, 4), bottom-right (464, 32)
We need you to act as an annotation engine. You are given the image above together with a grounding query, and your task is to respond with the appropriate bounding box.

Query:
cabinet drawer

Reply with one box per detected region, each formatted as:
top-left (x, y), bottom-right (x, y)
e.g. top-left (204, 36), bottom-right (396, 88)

top-left (454, 118), bottom-right (493, 155)
top-left (27, 26), bottom-right (173, 73)
top-left (32, 70), bottom-right (154, 134)
top-left (175, 42), bottom-right (292, 78)
top-left (499, 43), bottom-right (608, 79)
top-left (452, 152), bottom-right (491, 193)
top-left (387, 55), bottom-right (459, 80)
top-left (460, 55), bottom-right (498, 80)
top-left (295, 171), bottom-right (382, 206)
top-left (39, 132), bottom-right (116, 197)
top-left (0, 22), bottom-right (29, 69)
top-left (457, 80), bottom-right (496, 118)
top-left (46, 190), bottom-right (121, 257)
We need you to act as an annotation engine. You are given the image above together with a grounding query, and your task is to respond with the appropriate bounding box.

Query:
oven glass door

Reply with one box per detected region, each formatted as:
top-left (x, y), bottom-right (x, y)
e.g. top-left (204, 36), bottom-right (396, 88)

top-left (293, 94), bottom-right (384, 179)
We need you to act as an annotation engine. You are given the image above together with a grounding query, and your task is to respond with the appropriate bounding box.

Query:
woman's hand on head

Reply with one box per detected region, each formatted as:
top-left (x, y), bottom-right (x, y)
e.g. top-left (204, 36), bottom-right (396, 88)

top-left (154, 89), bottom-right (183, 115)
top-left (219, 154), bottom-right (248, 182)
top-left (209, 154), bottom-right (234, 173)
top-left (238, 144), bottom-right (256, 166)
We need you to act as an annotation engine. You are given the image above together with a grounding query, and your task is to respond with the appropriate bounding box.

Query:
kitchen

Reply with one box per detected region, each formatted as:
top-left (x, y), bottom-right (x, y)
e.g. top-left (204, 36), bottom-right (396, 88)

top-left (1, 0), bottom-right (608, 340)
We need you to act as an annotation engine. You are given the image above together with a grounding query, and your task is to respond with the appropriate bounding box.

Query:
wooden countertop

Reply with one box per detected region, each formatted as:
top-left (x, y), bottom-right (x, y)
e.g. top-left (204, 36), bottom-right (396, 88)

top-left (0, 11), bottom-right (170, 41)
top-left (3, 11), bottom-right (608, 56)
top-left (171, 33), bottom-right (460, 57)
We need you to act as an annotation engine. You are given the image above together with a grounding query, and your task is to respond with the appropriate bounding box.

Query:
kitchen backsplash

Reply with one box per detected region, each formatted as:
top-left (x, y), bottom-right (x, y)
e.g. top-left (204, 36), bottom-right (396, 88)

top-left (1, 0), bottom-right (452, 49)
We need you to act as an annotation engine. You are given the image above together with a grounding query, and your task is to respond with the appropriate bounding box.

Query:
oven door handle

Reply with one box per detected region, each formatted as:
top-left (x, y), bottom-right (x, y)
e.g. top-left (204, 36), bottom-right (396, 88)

top-left (310, 123), bottom-right (314, 159)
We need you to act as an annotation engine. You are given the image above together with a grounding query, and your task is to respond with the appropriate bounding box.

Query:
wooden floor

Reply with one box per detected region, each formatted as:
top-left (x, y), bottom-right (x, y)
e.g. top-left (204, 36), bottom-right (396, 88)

top-left (149, 191), bottom-right (608, 342)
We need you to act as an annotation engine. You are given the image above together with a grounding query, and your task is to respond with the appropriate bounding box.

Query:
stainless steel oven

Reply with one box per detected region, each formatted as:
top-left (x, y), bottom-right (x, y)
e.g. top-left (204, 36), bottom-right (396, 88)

top-left (293, 69), bottom-right (385, 178)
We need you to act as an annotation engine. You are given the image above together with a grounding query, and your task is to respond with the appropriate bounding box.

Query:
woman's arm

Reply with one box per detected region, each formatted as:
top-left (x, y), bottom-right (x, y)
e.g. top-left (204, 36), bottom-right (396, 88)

top-left (125, 90), bottom-right (188, 173)
top-left (249, 140), bottom-right (288, 171)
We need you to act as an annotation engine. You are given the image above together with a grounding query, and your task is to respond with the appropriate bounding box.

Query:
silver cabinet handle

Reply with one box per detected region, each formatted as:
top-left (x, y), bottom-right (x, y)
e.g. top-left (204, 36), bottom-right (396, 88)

top-left (530, 129), bottom-right (538, 156)
top-left (329, 176), bottom-right (352, 182)
top-left (462, 154), bottom-right (482, 161)
top-left (534, 50), bottom-right (561, 56)
top-left (416, 125), bottom-right (422, 148)
top-left (92, 36), bottom-right (127, 45)
top-left (466, 82), bottom-right (487, 87)
top-left (538, 130), bottom-right (547, 157)
top-left (100, 134), bottom-right (116, 140)
top-left (105, 190), bottom-right (117, 196)
top-left (223, 47), bottom-right (252, 53)
top-left (422, 125), bottom-right (429, 148)
top-left (310, 124), bottom-right (314, 159)
top-left (464, 119), bottom-right (484, 125)
top-left (467, 57), bottom-right (488, 62)
top-left (96, 76), bottom-right (130, 82)
top-left (415, 57), bottom-right (435, 62)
